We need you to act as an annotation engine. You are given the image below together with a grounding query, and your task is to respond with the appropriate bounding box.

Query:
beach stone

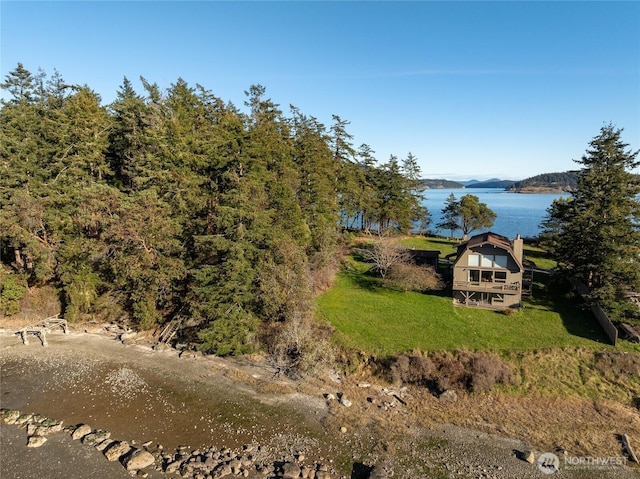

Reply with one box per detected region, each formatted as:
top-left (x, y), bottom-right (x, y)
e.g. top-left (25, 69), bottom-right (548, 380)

top-left (104, 440), bottom-right (132, 461)
top-left (228, 458), bottom-right (242, 474)
top-left (95, 438), bottom-right (115, 452)
top-left (82, 433), bottom-right (99, 445)
top-left (15, 413), bottom-right (33, 425)
top-left (522, 450), bottom-right (535, 464)
top-left (339, 398), bottom-right (352, 407)
top-left (71, 423), bottom-right (92, 440)
top-left (44, 421), bottom-right (64, 433)
top-left (1, 409), bottom-right (21, 424)
top-left (29, 425), bottom-right (58, 436)
top-left (123, 448), bottom-right (156, 471)
top-left (315, 471), bottom-right (332, 479)
top-left (32, 414), bottom-right (47, 423)
top-left (282, 462), bottom-right (301, 478)
top-left (26, 435), bottom-right (48, 448)
top-left (439, 390), bottom-right (458, 402)
top-left (165, 460), bottom-right (182, 473)
top-left (215, 463), bottom-right (232, 477)
top-left (82, 430), bottom-right (111, 446)
top-left (368, 465), bottom-right (388, 479)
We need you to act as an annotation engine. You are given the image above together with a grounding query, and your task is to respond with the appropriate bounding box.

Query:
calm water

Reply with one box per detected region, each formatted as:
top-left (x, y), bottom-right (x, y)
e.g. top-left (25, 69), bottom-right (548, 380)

top-left (421, 188), bottom-right (569, 239)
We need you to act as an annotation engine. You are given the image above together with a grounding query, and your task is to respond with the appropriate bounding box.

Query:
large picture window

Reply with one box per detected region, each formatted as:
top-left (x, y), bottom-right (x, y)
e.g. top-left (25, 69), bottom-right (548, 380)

top-left (468, 253), bottom-right (508, 268)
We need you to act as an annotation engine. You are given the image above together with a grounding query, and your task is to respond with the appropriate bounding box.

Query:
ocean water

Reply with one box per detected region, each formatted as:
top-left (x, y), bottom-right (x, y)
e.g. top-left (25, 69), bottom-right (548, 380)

top-left (420, 188), bottom-right (570, 239)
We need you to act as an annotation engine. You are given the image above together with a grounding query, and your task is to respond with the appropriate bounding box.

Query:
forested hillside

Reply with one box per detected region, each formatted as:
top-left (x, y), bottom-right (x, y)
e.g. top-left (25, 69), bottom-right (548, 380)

top-left (0, 64), bottom-right (428, 356)
top-left (510, 171), bottom-right (578, 192)
top-left (417, 178), bottom-right (464, 189)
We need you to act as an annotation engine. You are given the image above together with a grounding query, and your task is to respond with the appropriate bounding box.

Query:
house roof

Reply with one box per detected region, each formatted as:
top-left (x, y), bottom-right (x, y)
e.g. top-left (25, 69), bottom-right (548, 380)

top-left (453, 231), bottom-right (523, 269)
top-left (458, 232), bottom-right (513, 253)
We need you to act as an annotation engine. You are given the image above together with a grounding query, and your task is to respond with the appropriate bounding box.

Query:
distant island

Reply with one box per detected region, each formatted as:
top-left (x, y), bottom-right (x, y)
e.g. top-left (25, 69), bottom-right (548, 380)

top-left (509, 171), bottom-right (578, 193)
top-left (418, 171), bottom-right (578, 193)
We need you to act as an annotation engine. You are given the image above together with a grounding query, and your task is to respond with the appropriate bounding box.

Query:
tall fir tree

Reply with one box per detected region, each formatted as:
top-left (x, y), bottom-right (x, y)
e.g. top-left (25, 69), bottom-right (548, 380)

top-left (544, 125), bottom-right (640, 318)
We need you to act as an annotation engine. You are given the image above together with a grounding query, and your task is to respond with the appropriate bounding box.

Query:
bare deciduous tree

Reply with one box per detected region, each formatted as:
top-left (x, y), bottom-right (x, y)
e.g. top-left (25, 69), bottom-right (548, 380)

top-left (357, 240), bottom-right (411, 279)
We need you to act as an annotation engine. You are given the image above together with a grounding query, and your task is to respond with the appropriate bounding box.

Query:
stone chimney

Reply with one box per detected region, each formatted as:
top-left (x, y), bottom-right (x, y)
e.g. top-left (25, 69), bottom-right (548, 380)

top-left (513, 234), bottom-right (524, 265)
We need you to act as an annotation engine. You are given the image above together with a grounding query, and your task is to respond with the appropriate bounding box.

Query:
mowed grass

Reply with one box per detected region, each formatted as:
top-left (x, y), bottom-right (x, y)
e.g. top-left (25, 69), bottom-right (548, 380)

top-left (316, 259), bottom-right (620, 356)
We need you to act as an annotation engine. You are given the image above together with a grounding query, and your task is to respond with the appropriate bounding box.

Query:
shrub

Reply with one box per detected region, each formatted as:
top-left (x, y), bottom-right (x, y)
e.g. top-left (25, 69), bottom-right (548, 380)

top-left (0, 272), bottom-right (27, 316)
top-left (391, 351), bottom-right (435, 387)
top-left (197, 311), bottom-right (258, 356)
top-left (385, 263), bottom-right (443, 292)
top-left (389, 350), bottom-right (515, 394)
top-left (467, 351), bottom-right (514, 392)
top-left (594, 351), bottom-right (640, 378)
top-left (266, 312), bottom-right (335, 378)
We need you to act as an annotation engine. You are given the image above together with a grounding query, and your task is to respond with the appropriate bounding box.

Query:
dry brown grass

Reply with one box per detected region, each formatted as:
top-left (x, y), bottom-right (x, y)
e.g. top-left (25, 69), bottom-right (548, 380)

top-left (223, 367), bottom-right (258, 384)
top-left (255, 381), bottom-right (295, 395)
top-left (414, 391), bottom-right (640, 458)
top-left (337, 347), bottom-right (640, 461)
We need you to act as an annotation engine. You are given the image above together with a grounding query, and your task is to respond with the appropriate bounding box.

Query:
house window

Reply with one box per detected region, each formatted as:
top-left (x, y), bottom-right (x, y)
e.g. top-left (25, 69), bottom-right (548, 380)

top-left (495, 271), bottom-right (507, 283)
top-left (470, 253), bottom-right (508, 268)
top-left (495, 255), bottom-right (508, 268)
top-left (469, 270), bottom-right (480, 283)
top-left (468, 254), bottom-right (480, 267)
top-left (481, 271), bottom-right (493, 282)
top-left (481, 255), bottom-right (494, 267)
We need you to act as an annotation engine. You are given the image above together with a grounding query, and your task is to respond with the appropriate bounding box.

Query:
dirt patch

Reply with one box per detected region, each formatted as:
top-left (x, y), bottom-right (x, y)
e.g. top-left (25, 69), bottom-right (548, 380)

top-left (1, 325), bottom-right (638, 478)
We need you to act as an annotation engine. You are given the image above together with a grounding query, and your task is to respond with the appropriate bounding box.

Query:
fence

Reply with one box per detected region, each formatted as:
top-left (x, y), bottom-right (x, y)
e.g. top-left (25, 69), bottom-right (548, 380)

top-left (571, 278), bottom-right (618, 346)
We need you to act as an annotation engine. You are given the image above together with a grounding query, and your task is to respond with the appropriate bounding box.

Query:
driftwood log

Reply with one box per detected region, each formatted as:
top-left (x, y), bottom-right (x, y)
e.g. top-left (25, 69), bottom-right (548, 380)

top-left (621, 434), bottom-right (638, 463)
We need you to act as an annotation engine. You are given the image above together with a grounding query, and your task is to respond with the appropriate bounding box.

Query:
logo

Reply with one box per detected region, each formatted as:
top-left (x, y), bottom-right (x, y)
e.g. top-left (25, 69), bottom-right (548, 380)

top-left (537, 452), bottom-right (560, 475)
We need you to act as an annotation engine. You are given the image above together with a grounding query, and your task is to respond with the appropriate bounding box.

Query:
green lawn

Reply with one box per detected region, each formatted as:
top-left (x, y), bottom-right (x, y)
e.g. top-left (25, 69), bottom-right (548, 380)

top-left (316, 261), bottom-right (623, 356)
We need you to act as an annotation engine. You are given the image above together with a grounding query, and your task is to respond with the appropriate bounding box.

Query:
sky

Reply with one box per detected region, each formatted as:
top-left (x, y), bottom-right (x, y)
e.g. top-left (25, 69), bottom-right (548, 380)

top-left (1, 1), bottom-right (639, 181)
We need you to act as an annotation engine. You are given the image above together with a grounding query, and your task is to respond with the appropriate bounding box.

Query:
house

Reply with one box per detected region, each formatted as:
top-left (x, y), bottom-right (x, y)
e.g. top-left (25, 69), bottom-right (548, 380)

top-left (451, 232), bottom-right (524, 310)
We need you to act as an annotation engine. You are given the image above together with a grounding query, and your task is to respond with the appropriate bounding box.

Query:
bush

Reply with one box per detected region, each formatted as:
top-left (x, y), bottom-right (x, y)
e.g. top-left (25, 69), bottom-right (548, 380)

top-left (389, 350), bottom-right (515, 394)
top-left (385, 263), bottom-right (443, 292)
top-left (391, 351), bottom-right (435, 387)
top-left (0, 272), bottom-right (27, 316)
top-left (197, 311), bottom-right (258, 356)
top-left (467, 351), bottom-right (514, 392)
top-left (265, 313), bottom-right (335, 378)
top-left (594, 351), bottom-right (640, 378)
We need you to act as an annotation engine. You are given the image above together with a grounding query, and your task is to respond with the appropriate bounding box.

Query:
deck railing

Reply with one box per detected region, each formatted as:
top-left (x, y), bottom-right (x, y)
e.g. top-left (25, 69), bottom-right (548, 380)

top-left (453, 281), bottom-right (521, 293)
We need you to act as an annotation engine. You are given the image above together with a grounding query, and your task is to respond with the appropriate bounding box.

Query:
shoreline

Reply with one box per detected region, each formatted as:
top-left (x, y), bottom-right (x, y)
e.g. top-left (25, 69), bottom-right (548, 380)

top-left (1, 325), bottom-right (638, 478)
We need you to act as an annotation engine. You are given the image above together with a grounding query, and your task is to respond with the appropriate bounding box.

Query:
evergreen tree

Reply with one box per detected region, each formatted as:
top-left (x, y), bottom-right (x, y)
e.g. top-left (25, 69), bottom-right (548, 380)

top-left (456, 194), bottom-right (496, 239)
top-left (355, 143), bottom-right (379, 232)
top-left (543, 125), bottom-right (640, 318)
top-left (437, 193), bottom-right (460, 238)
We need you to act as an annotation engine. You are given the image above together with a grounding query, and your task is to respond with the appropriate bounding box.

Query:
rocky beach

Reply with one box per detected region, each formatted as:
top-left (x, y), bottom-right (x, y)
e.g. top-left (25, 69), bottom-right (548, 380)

top-left (1, 324), bottom-right (638, 479)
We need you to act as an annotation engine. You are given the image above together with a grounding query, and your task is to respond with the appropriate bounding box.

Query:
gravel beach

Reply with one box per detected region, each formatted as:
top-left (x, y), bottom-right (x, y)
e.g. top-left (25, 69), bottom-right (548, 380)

top-left (1, 325), bottom-right (638, 479)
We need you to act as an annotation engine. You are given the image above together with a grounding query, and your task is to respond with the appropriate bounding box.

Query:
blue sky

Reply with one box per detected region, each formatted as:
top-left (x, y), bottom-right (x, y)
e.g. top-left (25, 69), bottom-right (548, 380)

top-left (1, 1), bottom-right (638, 180)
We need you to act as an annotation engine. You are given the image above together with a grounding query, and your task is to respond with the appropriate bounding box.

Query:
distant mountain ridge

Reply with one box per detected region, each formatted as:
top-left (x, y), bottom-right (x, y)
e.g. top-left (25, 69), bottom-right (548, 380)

top-left (466, 179), bottom-right (516, 189)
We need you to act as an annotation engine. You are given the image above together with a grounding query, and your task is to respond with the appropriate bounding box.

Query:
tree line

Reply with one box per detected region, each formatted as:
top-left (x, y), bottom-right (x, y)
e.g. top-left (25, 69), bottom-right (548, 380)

top-left (0, 63), bottom-right (428, 356)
